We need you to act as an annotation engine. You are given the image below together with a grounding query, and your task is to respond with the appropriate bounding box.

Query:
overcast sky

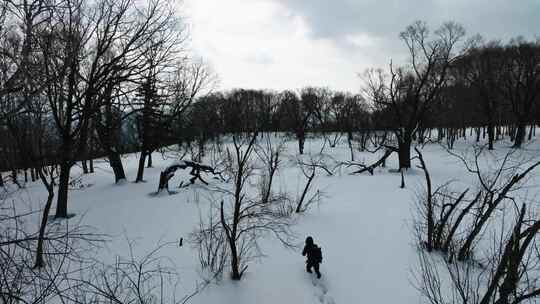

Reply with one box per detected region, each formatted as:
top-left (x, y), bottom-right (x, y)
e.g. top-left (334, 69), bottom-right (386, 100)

top-left (183, 0), bottom-right (540, 92)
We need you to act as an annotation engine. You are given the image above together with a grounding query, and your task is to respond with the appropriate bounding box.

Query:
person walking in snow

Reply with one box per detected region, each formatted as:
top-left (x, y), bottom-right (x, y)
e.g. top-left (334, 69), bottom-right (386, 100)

top-left (302, 236), bottom-right (322, 279)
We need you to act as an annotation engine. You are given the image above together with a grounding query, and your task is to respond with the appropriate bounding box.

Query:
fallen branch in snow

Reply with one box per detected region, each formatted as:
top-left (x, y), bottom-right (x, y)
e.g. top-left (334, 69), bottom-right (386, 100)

top-left (157, 161), bottom-right (225, 194)
top-left (344, 149), bottom-right (394, 175)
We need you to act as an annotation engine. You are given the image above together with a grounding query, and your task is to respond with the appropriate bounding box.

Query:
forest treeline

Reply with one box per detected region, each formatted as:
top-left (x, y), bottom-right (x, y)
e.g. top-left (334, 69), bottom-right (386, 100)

top-left (5, 38), bottom-right (540, 168)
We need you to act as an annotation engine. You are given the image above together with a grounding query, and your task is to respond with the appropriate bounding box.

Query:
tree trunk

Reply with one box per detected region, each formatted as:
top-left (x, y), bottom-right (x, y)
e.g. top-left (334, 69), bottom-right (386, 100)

top-left (296, 169), bottom-right (315, 213)
top-left (417, 128), bottom-right (425, 144)
top-left (88, 124), bottom-right (95, 174)
top-left (135, 152), bottom-right (146, 182)
top-left (34, 176), bottom-right (54, 268)
top-left (297, 133), bottom-right (305, 155)
top-left (109, 151), bottom-right (126, 183)
top-left (49, 167), bottom-right (56, 186)
top-left (82, 160), bottom-right (89, 174)
top-left (416, 148), bottom-right (433, 251)
top-left (220, 199), bottom-right (243, 280)
top-left (347, 131), bottom-right (354, 161)
top-left (513, 122), bottom-right (526, 148)
top-left (197, 138), bottom-right (205, 162)
top-left (147, 152), bottom-right (152, 168)
top-left (487, 121), bottom-right (495, 150)
top-left (230, 239), bottom-right (241, 280)
top-left (55, 161), bottom-right (71, 218)
top-left (398, 139), bottom-right (411, 169)
top-left (509, 125), bottom-right (515, 141)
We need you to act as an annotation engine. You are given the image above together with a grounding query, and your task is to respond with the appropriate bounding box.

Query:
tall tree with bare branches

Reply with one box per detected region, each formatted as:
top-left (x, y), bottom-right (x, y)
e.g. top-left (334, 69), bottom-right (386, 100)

top-left (363, 21), bottom-right (466, 169)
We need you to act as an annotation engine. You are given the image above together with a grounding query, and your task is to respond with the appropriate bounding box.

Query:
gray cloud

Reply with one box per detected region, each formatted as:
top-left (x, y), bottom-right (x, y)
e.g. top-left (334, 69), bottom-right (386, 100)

top-left (186, 0), bottom-right (540, 92)
top-left (269, 0), bottom-right (540, 42)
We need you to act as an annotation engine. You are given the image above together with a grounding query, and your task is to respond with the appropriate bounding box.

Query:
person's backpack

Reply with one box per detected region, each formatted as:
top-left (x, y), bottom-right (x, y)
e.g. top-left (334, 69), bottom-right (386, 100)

top-left (313, 246), bottom-right (323, 263)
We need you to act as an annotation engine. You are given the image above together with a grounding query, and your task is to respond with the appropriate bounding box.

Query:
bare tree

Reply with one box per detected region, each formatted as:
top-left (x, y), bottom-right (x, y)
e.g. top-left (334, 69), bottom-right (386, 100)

top-left (255, 134), bottom-right (286, 205)
top-left (499, 39), bottom-right (540, 148)
top-left (279, 89), bottom-right (317, 154)
top-left (134, 57), bottom-right (214, 182)
top-left (190, 207), bottom-right (228, 282)
top-left (455, 40), bottom-right (504, 150)
top-left (363, 21), bottom-right (466, 169)
top-left (294, 147), bottom-right (331, 213)
top-left (190, 132), bottom-right (296, 280)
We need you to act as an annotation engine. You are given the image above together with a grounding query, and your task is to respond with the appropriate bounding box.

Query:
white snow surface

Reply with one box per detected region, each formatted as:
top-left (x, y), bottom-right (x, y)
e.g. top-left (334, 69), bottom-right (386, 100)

top-left (7, 134), bottom-right (540, 304)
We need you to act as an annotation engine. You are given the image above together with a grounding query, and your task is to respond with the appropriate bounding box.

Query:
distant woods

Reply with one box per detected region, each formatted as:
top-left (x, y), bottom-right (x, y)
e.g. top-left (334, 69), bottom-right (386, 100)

top-left (176, 27), bottom-right (540, 167)
top-left (153, 24), bottom-right (540, 169)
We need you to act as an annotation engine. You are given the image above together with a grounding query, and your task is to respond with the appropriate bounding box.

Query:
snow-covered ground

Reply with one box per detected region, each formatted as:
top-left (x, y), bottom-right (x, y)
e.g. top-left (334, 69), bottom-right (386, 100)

top-left (6, 134), bottom-right (540, 304)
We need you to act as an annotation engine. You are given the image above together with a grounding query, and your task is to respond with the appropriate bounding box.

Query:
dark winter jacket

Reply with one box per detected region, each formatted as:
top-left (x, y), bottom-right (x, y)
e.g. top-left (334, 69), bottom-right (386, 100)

top-left (302, 243), bottom-right (322, 263)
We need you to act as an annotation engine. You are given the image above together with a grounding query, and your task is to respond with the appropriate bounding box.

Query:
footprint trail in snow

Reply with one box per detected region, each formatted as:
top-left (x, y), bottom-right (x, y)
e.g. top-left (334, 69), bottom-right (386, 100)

top-left (311, 276), bottom-right (336, 304)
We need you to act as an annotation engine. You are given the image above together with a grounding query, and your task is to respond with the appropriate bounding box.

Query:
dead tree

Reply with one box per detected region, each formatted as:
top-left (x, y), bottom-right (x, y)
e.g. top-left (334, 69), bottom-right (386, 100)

top-left (416, 145), bottom-right (540, 262)
top-left (446, 147), bottom-right (540, 261)
top-left (346, 148), bottom-right (394, 175)
top-left (415, 147), bottom-right (477, 254)
top-left (295, 159), bottom-right (317, 213)
top-left (416, 202), bottom-right (540, 304)
top-left (157, 160), bottom-right (223, 194)
top-left (294, 147), bottom-right (331, 213)
top-left (415, 147), bottom-right (435, 251)
top-left (342, 133), bottom-right (393, 176)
